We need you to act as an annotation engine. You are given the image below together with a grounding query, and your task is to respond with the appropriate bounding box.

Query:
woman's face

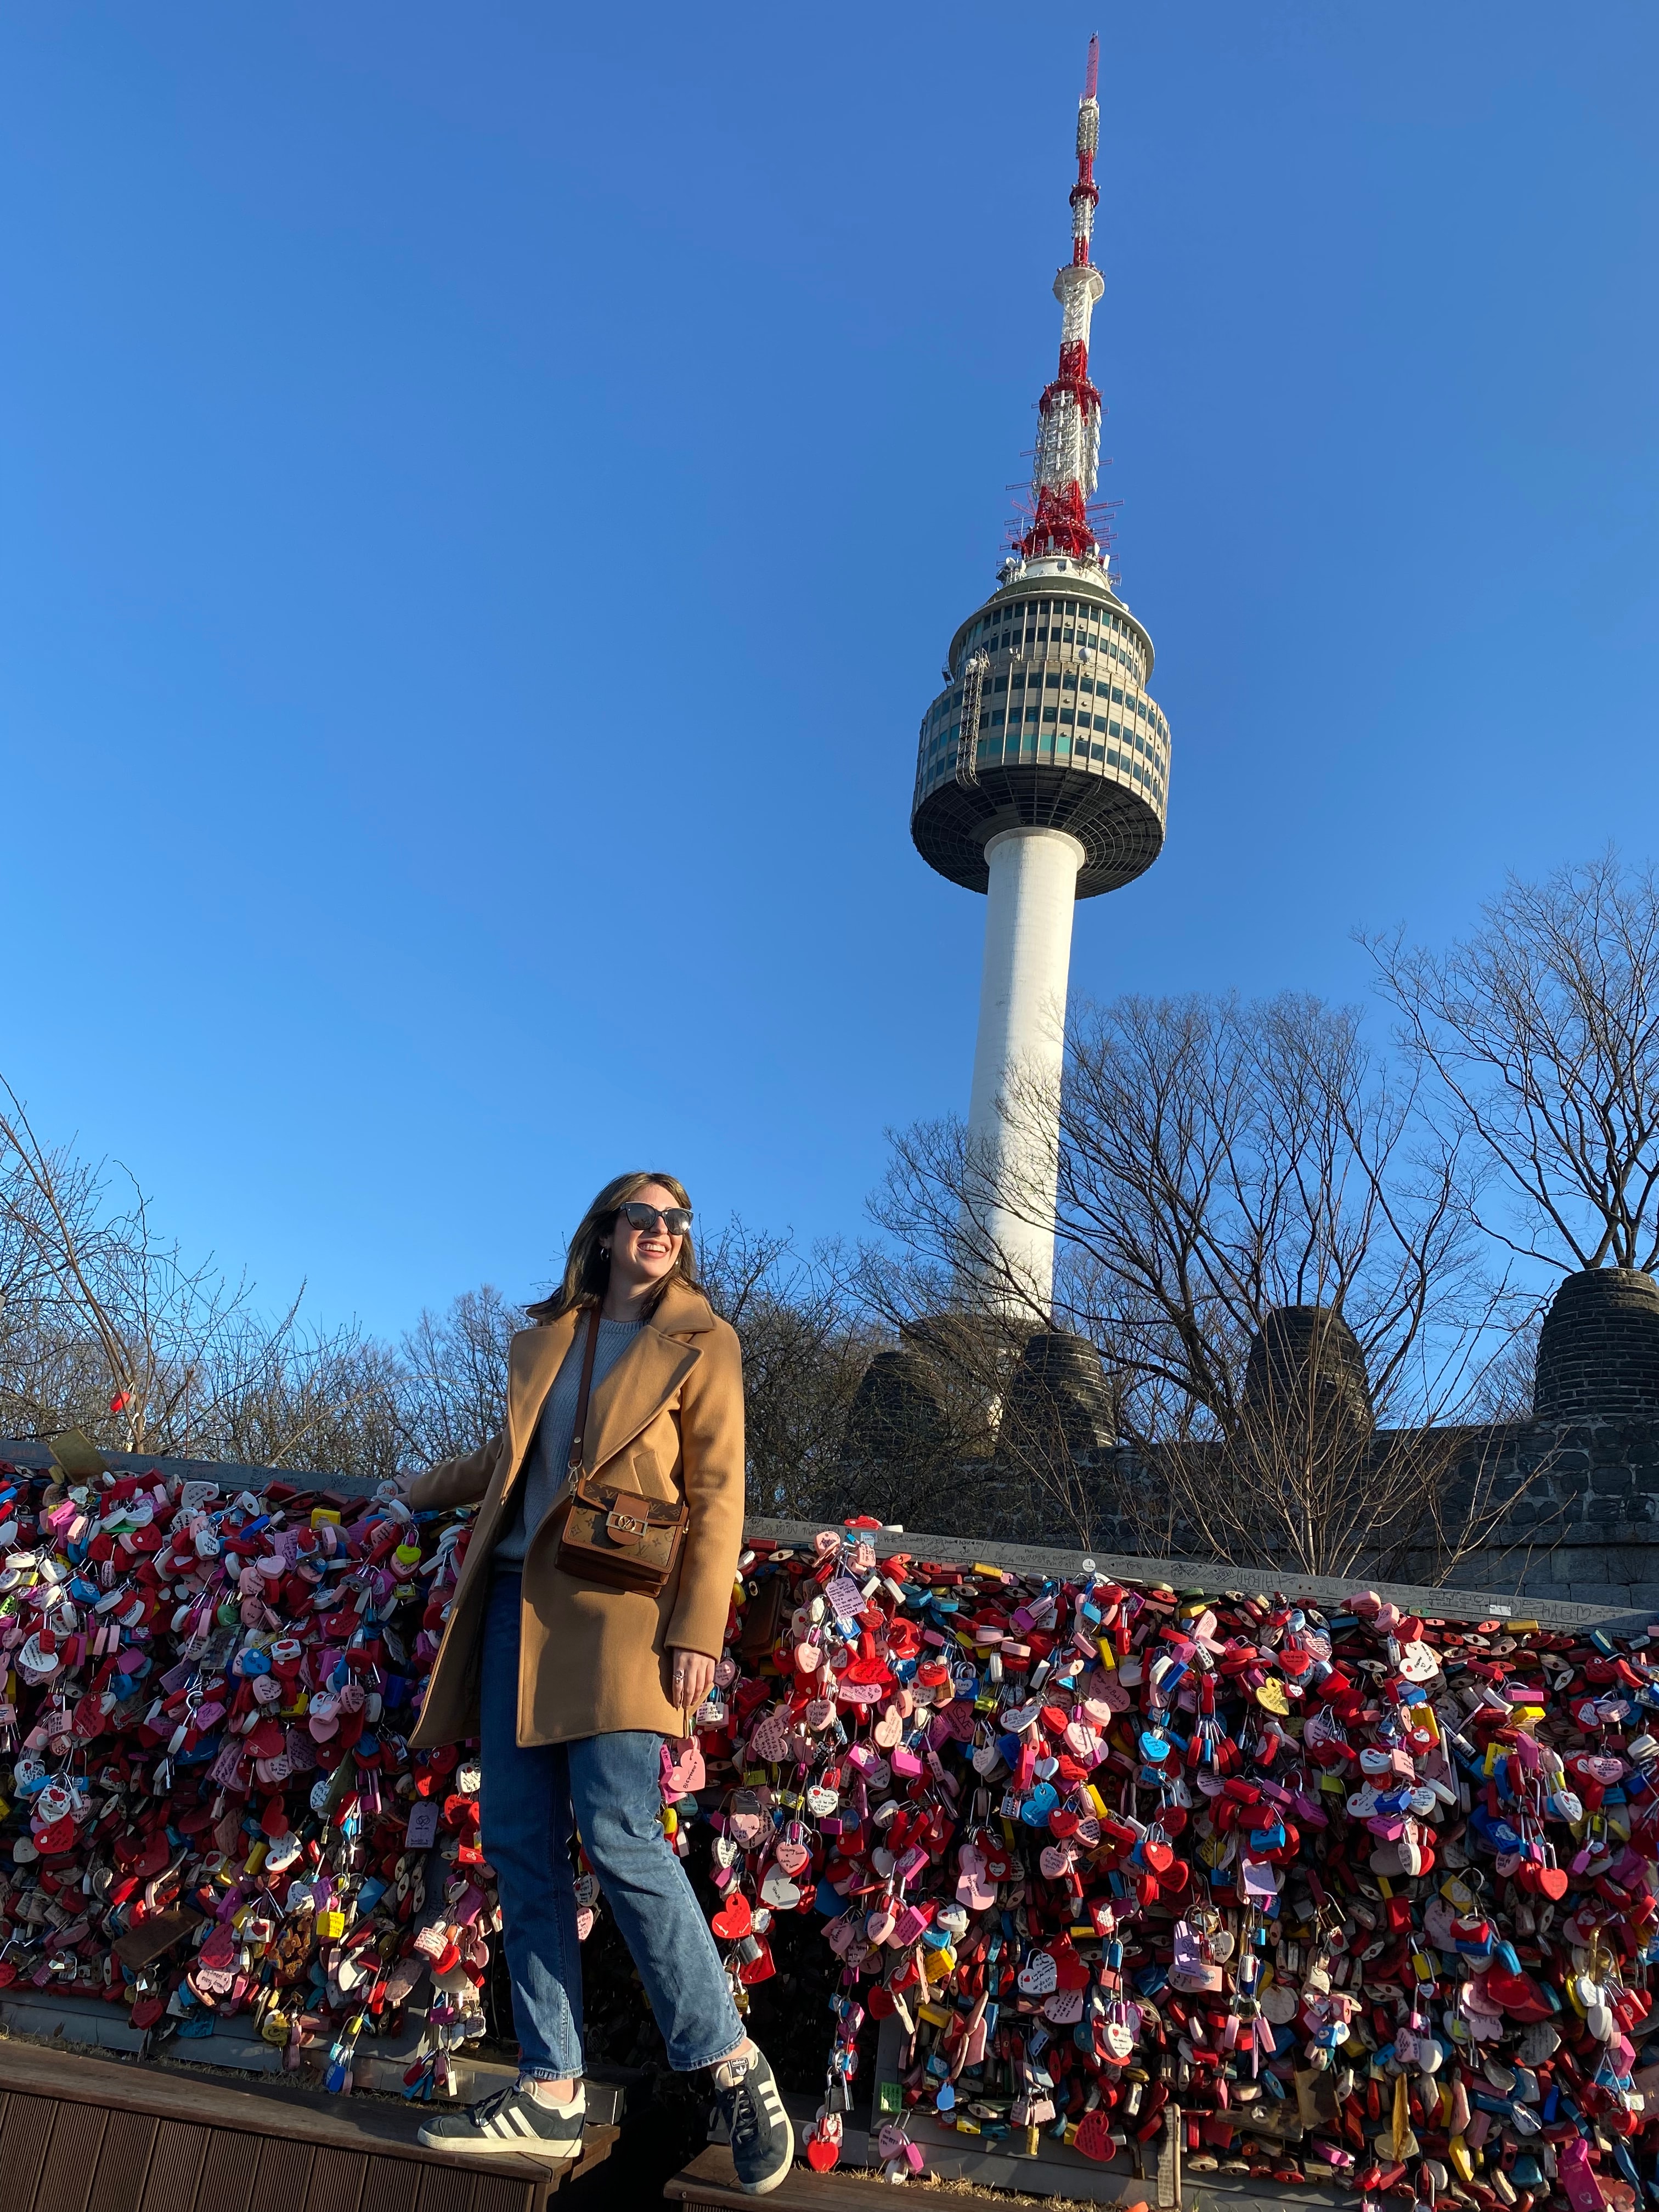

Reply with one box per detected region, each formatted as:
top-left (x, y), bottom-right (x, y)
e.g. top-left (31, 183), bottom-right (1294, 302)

top-left (608, 1182), bottom-right (686, 1294)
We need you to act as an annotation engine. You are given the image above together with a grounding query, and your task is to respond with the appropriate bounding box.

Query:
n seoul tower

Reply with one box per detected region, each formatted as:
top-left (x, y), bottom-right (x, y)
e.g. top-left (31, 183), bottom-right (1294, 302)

top-left (911, 35), bottom-right (1170, 1315)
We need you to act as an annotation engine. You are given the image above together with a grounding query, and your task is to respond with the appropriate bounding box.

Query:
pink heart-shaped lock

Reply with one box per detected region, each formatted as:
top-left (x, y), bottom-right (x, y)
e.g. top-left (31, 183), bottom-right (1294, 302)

top-left (957, 1847), bottom-right (996, 1912)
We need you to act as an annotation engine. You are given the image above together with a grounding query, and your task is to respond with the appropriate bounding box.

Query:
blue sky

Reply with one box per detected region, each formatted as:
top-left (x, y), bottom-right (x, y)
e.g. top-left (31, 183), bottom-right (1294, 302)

top-left (3, 4), bottom-right (1656, 1337)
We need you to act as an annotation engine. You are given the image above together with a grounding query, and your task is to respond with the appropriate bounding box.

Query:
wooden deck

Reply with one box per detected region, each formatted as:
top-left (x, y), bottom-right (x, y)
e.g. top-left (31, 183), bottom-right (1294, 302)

top-left (664, 2143), bottom-right (1158, 2210)
top-left (0, 2039), bottom-right (614, 2212)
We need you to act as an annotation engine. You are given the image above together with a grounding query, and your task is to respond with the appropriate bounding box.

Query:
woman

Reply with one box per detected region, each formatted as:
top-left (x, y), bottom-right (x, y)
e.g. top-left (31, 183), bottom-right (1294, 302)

top-left (406, 1172), bottom-right (792, 2195)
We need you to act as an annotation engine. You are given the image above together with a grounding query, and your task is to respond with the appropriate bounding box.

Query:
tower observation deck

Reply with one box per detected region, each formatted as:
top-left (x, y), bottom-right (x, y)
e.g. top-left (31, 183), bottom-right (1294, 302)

top-left (911, 37), bottom-right (1171, 1316)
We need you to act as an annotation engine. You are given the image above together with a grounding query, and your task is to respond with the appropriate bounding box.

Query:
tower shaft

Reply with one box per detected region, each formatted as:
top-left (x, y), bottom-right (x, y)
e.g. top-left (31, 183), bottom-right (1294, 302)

top-left (964, 828), bottom-right (1084, 1313)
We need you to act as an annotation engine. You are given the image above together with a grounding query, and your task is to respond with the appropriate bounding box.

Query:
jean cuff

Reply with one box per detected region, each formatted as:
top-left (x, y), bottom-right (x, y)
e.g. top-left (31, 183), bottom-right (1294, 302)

top-left (517, 2063), bottom-right (583, 2084)
top-left (684, 2030), bottom-right (749, 2075)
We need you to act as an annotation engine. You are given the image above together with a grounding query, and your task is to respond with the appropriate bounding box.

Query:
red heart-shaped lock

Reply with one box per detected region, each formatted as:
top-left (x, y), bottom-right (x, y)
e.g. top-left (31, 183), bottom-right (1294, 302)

top-left (1074, 2107), bottom-right (1116, 2162)
top-left (737, 1935), bottom-right (775, 1986)
top-left (711, 1893), bottom-right (753, 1943)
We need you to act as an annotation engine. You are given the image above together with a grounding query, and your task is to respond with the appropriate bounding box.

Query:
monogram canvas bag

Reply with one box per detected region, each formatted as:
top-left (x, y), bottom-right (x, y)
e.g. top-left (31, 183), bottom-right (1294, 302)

top-left (555, 1309), bottom-right (689, 1595)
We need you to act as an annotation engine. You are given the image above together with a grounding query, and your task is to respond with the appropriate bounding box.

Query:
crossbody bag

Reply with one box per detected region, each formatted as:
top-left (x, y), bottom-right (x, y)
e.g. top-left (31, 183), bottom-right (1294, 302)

top-left (554, 1308), bottom-right (690, 1595)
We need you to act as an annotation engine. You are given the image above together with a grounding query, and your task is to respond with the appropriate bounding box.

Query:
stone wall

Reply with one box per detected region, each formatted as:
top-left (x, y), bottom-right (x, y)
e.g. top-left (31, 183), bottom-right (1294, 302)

top-left (843, 1267), bottom-right (1659, 1614)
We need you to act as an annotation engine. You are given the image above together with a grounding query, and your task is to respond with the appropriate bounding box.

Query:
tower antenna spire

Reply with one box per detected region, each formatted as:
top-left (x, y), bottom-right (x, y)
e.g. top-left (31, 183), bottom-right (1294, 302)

top-left (1018, 35), bottom-right (1105, 562)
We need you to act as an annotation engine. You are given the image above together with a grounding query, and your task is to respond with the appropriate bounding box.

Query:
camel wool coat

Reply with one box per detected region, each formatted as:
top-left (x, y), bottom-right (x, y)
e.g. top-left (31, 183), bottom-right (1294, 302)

top-left (406, 1278), bottom-right (744, 1750)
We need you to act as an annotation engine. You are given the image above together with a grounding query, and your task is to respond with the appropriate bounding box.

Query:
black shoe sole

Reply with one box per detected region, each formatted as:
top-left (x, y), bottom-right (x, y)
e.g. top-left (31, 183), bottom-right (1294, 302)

top-left (416, 2119), bottom-right (585, 2160)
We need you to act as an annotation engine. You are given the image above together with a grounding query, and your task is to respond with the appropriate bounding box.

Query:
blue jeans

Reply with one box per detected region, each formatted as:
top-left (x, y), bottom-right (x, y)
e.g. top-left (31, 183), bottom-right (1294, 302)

top-left (479, 1570), bottom-right (745, 2080)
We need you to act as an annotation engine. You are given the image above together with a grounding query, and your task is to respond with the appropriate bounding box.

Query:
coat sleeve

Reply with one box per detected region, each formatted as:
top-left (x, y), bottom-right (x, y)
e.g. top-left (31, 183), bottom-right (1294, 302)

top-left (408, 1433), bottom-right (505, 1514)
top-left (664, 1318), bottom-right (746, 1660)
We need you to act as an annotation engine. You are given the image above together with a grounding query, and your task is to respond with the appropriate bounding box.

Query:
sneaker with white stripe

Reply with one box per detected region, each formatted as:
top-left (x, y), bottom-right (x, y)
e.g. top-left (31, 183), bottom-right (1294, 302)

top-left (712, 2046), bottom-right (793, 2196)
top-left (417, 2080), bottom-right (586, 2162)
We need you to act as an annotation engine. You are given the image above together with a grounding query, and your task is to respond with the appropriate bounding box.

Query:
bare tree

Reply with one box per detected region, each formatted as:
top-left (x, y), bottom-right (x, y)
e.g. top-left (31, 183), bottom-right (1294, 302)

top-left (699, 1222), bottom-right (881, 1522)
top-left (1366, 852), bottom-right (1659, 1272)
top-left (0, 1071), bottom-right (434, 1480)
top-left (0, 1074), bottom-right (313, 1458)
top-left (396, 1287), bottom-right (517, 1468)
top-left (872, 994), bottom-right (1553, 1577)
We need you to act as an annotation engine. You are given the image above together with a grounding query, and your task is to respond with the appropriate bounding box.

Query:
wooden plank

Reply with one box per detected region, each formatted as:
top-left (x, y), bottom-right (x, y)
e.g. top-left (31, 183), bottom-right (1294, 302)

top-left (667, 2145), bottom-right (997, 2208)
top-left (139, 2119), bottom-right (209, 2212)
top-left (36, 2097), bottom-right (109, 2212)
top-left (0, 2043), bottom-right (548, 2185)
top-left (359, 2155), bottom-right (424, 2212)
top-left (86, 2112), bottom-right (161, 2212)
top-left (471, 2175), bottom-right (547, 2212)
top-left (247, 2135), bottom-right (315, 2212)
top-left (411, 2161), bottom-right (476, 2212)
top-left (195, 2123), bottom-right (262, 2212)
top-left (665, 2141), bottom-right (1167, 2210)
top-left (0, 2089), bottom-right (60, 2204)
top-left (303, 2146), bottom-right (369, 2212)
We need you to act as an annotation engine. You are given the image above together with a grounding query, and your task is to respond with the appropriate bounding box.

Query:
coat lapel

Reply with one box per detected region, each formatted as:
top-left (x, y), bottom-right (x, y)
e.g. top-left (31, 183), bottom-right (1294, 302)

top-left (505, 1279), bottom-right (718, 1485)
top-left (582, 1330), bottom-right (700, 1475)
top-left (506, 1310), bottom-right (580, 1485)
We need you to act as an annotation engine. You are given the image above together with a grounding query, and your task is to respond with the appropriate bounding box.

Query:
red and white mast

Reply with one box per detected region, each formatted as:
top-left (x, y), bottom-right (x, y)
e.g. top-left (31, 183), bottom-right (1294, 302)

top-left (1019, 35), bottom-right (1105, 564)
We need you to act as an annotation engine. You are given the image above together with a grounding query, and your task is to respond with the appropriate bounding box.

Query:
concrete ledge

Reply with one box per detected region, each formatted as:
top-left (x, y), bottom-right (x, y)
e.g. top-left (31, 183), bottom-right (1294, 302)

top-left (746, 1519), bottom-right (1659, 1633)
top-left (0, 1989), bottom-right (627, 2121)
top-left (0, 1438), bottom-right (377, 1497)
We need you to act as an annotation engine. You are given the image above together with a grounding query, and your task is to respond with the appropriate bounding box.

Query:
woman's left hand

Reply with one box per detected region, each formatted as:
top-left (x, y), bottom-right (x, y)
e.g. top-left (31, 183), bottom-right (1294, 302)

top-left (669, 1647), bottom-right (715, 1719)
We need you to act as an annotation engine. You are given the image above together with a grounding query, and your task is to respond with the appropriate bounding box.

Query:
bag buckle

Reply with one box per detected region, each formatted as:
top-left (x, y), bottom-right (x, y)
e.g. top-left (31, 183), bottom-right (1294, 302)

top-left (606, 1508), bottom-right (648, 1549)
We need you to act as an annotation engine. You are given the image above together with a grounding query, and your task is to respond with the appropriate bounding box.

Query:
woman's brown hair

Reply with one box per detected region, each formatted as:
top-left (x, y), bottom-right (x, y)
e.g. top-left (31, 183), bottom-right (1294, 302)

top-left (534, 1171), bottom-right (700, 1322)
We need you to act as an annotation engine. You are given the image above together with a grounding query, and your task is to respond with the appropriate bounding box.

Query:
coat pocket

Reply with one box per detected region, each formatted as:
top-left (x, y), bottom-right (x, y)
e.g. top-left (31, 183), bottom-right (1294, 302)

top-left (603, 1436), bottom-right (680, 1504)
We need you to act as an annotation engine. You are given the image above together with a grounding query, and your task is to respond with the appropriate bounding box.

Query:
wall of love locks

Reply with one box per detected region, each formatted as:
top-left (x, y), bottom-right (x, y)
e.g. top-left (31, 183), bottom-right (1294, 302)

top-left (3, 1440), bottom-right (1659, 2212)
top-left (0, 1454), bottom-right (491, 2098)
top-left (696, 1526), bottom-right (1659, 2209)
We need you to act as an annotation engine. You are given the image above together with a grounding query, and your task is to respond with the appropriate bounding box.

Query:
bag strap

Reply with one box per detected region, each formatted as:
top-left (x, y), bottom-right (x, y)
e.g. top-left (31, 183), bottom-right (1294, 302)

top-left (567, 1308), bottom-right (602, 1479)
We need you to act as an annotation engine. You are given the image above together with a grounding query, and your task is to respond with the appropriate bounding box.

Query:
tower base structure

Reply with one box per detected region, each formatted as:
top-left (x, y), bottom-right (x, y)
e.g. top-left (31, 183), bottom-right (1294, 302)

top-left (963, 827), bottom-right (1084, 1315)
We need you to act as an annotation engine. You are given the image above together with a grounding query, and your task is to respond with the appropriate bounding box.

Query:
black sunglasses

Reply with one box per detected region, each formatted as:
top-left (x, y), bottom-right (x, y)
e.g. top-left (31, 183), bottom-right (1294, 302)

top-left (616, 1201), bottom-right (692, 1238)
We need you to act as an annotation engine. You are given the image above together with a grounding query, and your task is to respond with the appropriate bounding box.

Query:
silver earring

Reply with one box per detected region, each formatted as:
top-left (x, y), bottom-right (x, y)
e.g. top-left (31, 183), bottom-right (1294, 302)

top-left (599, 1246), bottom-right (610, 1259)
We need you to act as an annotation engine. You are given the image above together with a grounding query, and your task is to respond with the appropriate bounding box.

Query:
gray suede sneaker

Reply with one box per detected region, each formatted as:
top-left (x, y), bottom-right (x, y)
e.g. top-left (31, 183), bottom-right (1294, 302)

top-left (712, 2046), bottom-right (794, 2195)
top-left (418, 2080), bottom-right (585, 2161)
